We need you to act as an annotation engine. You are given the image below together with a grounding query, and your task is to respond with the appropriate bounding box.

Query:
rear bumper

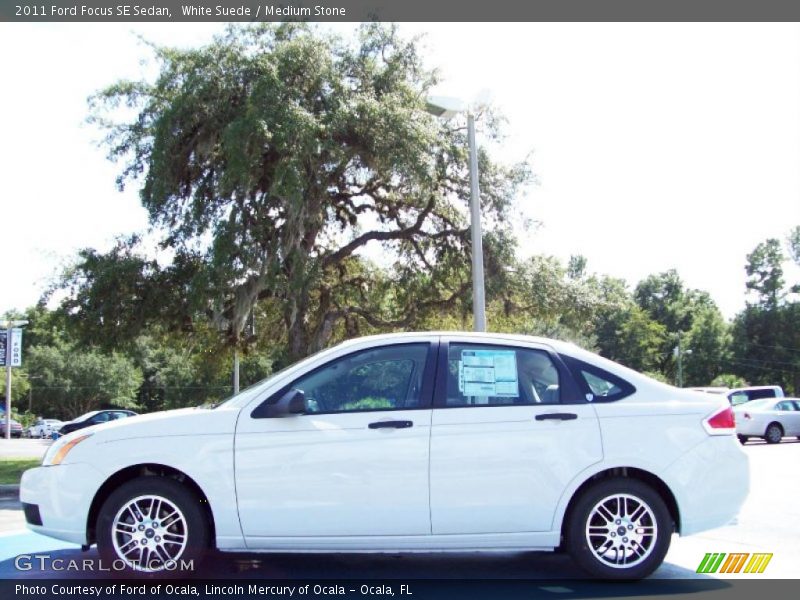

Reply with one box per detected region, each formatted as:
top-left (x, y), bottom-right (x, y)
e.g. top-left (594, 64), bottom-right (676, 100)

top-left (665, 435), bottom-right (749, 536)
top-left (20, 463), bottom-right (106, 545)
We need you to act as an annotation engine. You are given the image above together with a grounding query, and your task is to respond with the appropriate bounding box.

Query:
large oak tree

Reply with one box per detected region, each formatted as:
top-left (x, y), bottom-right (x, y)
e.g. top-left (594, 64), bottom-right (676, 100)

top-left (60, 24), bottom-right (530, 361)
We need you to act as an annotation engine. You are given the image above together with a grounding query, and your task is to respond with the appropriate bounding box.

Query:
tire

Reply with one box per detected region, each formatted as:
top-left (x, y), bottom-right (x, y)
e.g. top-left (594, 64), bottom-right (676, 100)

top-left (737, 435), bottom-right (748, 445)
top-left (566, 478), bottom-right (673, 580)
top-left (764, 423), bottom-right (783, 444)
top-left (96, 476), bottom-right (209, 575)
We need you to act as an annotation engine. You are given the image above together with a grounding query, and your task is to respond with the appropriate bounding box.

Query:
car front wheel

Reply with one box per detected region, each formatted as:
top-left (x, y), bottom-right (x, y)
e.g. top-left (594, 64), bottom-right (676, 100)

top-left (566, 478), bottom-right (672, 580)
top-left (97, 476), bottom-right (209, 575)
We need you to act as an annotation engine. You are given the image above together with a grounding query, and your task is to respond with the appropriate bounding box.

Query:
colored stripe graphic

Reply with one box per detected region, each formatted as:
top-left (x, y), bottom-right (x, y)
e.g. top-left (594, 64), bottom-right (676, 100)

top-left (744, 553), bottom-right (773, 574)
top-left (697, 553), bottom-right (726, 573)
top-left (697, 552), bottom-right (772, 574)
top-left (720, 553), bottom-right (749, 573)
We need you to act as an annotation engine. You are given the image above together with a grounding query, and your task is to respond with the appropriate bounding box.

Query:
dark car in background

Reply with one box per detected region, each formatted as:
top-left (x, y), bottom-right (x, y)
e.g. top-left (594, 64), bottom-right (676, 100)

top-left (58, 410), bottom-right (138, 436)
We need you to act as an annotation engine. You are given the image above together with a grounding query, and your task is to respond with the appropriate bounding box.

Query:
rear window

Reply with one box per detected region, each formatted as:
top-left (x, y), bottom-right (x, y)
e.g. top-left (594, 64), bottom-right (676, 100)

top-left (561, 355), bottom-right (636, 403)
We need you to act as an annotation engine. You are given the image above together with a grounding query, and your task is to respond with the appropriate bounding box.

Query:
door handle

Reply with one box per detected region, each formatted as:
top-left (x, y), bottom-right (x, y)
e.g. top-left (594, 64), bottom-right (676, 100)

top-left (368, 420), bottom-right (413, 429)
top-left (535, 413), bottom-right (578, 421)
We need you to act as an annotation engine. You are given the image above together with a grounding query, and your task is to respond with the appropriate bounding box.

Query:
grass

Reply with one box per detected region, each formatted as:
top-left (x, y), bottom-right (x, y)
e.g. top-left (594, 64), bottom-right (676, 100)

top-left (0, 458), bottom-right (41, 485)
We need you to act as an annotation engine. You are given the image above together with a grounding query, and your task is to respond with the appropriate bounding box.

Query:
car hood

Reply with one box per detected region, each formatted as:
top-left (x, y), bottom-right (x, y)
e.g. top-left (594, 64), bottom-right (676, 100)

top-left (86, 406), bottom-right (241, 442)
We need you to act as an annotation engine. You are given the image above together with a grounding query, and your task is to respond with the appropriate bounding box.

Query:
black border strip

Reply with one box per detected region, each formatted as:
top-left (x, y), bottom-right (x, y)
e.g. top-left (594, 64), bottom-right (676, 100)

top-left (3, 0), bottom-right (800, 23)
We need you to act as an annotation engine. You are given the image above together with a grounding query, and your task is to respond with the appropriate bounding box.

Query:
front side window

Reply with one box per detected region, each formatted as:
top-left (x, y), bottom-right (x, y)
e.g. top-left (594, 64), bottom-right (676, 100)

top-left (284, 343), bottom-right (430, 414)
top-left (445, 344), bottom-right (561, 406)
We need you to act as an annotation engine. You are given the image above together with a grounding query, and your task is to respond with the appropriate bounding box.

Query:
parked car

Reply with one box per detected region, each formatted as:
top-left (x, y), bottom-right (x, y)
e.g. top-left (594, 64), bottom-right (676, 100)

top-left (26, 419), bottom-right (64, 439)
top-left (0, 418), bottom-right (23, 438)
top-left (733, 397), bottom-right (800, 444)
top-left (22, 333), bottom-right (749, 579)
top-left (726, 386), bottom-right (784, 406)
top-left (58, 410), bottom-right (138, 436)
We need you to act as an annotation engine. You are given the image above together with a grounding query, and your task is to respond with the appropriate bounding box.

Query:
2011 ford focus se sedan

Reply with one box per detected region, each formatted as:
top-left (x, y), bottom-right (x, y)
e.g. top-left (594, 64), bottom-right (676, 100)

top-left (20, 332), bottom-right (749, 579)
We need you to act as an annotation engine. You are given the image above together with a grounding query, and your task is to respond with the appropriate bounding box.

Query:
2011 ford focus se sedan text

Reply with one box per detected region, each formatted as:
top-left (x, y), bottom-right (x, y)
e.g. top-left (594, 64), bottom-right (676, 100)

top-left (20, 332), bottom-right (749, 579)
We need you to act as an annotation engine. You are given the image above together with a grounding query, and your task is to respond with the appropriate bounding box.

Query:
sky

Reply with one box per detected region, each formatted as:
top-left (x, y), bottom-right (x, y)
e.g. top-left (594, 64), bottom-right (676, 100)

top-left (0, 22), bottom-right (798, 320)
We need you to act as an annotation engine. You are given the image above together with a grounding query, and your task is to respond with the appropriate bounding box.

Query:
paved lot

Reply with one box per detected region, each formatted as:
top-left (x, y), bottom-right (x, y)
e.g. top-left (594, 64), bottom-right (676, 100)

top-left (0, 438), bottom-right (51, 459)
top-left (0, 439), bottom-right (797, 579)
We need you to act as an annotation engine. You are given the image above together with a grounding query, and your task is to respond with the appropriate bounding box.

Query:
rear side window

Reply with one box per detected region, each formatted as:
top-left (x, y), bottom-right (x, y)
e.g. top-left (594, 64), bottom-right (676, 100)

top-left (729, 392), bottom-right (749, 406)
top-left (445, 344), bottom-right (561, 406)
top-left (561, 355), bottom-right (636, 403)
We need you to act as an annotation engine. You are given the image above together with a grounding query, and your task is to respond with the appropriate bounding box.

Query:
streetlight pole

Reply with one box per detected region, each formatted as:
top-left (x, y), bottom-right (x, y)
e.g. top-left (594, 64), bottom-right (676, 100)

top-left (3, 320), bottom-right (28, 439)
top-left (674, 331), bottom-right (692, 388)
top-left (426, 96), bottom-right (487, 332)
top-left (467, 113), bottom-right (486, 332)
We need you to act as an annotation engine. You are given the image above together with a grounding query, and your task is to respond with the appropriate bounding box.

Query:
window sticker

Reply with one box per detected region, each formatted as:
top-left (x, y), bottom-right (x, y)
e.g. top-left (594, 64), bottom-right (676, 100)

top-left (459, 350), bottom-right (519, 397)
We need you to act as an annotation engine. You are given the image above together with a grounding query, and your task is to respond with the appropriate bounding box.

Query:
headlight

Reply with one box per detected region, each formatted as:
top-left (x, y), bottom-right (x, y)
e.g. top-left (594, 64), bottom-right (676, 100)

top-left (42, 433), bottom-right (92, 466)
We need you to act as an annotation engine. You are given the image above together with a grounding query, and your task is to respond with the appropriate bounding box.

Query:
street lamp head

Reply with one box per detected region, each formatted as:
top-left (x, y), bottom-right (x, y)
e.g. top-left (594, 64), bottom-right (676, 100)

top-left (425, 95), bottom-right (468, 119)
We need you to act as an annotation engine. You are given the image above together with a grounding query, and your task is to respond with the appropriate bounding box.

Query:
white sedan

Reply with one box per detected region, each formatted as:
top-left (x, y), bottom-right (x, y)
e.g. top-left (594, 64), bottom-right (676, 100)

top-left (733, 397), bottom-right (800, 444)
top-left (26, 419), bottom-right (64, 439)
top-left (21, 332), bottom-right (749, 579)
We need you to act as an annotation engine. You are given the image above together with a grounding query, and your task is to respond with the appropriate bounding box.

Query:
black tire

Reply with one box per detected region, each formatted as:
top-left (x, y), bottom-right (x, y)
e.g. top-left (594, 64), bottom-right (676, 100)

top-left (566, 478), bottom-right (673, 580)
top-left (96, 476), bottom-right (209, 576)
top-left (738, 435), bottom-right (748, 445)
top-left (764, 423), bottom-right (783, 444)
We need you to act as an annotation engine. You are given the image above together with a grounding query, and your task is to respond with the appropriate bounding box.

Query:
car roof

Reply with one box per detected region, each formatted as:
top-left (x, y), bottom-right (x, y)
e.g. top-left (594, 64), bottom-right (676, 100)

top-left (335, 331), bottom-right (580, 353)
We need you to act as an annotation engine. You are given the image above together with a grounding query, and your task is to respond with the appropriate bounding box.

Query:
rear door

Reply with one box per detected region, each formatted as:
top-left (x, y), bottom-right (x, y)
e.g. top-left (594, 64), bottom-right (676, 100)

top-left (776, 400), bottom-right (800, 436)
top-left (429, 337), bottom-right (603, 534)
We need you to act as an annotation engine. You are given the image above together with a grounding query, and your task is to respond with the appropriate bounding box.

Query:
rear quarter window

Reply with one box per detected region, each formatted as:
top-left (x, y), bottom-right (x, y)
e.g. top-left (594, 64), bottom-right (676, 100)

top-left (561, 355), bottom-right (636, 403)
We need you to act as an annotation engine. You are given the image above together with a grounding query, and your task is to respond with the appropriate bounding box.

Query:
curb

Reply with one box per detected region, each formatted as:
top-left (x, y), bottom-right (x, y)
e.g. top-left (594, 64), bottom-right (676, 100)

top-left (0, 484), bottom-right (20, 499)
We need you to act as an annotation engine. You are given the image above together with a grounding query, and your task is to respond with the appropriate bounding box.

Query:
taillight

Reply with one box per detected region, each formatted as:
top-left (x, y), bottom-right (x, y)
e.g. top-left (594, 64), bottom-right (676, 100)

top-left (703, 405), bottom-right (736, 434)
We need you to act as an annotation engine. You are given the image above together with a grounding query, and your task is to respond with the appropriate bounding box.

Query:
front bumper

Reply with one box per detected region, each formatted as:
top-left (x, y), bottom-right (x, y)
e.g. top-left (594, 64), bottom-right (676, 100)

top-left (20, 463), bottom-right (106, 545)
top-left (665, 435), bottom-right (750, 536)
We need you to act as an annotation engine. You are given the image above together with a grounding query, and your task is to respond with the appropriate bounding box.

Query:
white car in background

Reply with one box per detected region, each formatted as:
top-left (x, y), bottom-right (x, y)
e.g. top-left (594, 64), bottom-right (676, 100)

top-left (21, 332), bottom-right (749, 579)
top-left (734, 397), bottom-right (800, 444)
top-left (26, 419), bottom-right (64, 439)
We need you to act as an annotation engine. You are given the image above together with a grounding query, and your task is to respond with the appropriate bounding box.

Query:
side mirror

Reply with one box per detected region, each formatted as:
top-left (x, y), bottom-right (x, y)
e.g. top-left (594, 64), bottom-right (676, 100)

top-left (263, 389), bottom-right (306, 418)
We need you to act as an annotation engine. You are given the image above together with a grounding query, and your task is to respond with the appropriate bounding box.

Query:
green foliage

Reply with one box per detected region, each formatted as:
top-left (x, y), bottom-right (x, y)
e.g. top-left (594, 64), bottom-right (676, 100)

top-left (339, 397), bottom-right (393, 411)
top-left (745, 238), bottom-right (785, 309)
top-left (643, 371), bottom-right (669, 384)
top-left (0, 459), bottom-right (41, 484)
top-left (789, 226), bottom-right (800, 266)
top-left (24, 341), bottom-right (142, 420)
top-left (683, 305), bottom-right (731, 386)
top-left (63, 23), bottom-right (530, 363)
top-left (710, 374), bottom-right (747, 389)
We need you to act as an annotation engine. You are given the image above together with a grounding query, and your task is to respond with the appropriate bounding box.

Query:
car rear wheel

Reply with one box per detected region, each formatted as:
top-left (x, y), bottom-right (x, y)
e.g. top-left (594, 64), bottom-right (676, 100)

top-left (566, 478), bottom-right (672, 580)
top-left (97, 476), bottom-right (209, 575)
top-left (737, 435), bottom-right (748, 445)
top-left (764, 423), bottom-right (783, 444)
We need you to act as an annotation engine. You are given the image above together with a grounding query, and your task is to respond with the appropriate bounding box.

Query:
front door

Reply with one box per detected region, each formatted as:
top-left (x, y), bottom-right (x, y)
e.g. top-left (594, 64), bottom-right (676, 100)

top-left (235, 341), bottom-right (436, 545)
